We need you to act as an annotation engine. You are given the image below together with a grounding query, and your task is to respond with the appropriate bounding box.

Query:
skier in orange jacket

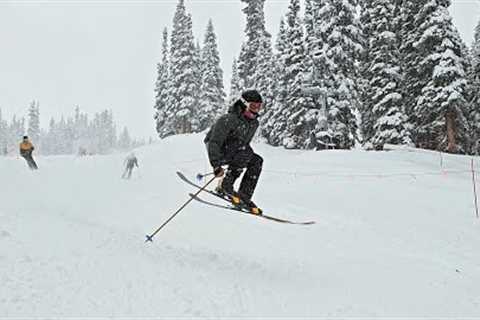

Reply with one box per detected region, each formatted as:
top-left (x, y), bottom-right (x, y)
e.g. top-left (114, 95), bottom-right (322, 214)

top-left (19, 136), bottom-right (38, 170)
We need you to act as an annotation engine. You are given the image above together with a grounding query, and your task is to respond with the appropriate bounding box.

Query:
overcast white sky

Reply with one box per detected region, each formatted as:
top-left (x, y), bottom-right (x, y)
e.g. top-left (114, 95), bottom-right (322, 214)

top-left (0, 0), bottom-right (479, 139)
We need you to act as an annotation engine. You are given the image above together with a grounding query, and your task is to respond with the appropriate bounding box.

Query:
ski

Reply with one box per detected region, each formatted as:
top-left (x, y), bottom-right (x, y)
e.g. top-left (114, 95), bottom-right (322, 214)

top-left (189, 193), bottom-right (315, 225)
top-left (176, 171), bottom-right (315, 225)
top-left (177, 171), bottom-right (234, 202)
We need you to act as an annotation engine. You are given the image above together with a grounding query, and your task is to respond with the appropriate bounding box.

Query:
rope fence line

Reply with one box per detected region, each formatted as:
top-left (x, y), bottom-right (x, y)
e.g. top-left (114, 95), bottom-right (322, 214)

top-left (388, 145), bottom-right (477, 167)
top-left (171, 156), bottom-right (477, 180)
top-left (263, 169), bottom-right (472, 179)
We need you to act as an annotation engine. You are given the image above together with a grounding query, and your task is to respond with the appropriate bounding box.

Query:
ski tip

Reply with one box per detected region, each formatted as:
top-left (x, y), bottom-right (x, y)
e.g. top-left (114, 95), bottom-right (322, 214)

top-left (145, 235), bottom-right (154, 243)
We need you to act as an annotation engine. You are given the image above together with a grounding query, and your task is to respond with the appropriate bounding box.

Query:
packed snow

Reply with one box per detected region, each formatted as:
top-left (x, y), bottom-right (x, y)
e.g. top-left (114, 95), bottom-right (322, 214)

top-left (1, 133), bottom-right (480, 317)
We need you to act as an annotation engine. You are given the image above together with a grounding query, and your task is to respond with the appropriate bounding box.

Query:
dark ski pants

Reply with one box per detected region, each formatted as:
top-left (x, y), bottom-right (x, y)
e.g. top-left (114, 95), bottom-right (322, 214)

top-left (122, 165), bottom-right (134, 179)
top-left (22, 154), bottom-right (38, 170)
top-left (222, 146), bottom-right (263, 200)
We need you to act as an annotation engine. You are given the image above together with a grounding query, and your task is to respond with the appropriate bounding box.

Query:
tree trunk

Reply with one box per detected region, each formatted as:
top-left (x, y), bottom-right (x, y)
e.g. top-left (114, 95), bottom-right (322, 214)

top-left (446, 110), bottom-right (457, 153)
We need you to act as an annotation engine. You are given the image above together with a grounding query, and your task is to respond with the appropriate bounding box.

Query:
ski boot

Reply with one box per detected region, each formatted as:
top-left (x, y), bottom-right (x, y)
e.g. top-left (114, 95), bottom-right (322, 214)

top-left (215, 168), bottom-right (241, 199)
top-left (231, 193), bottom-right (263, 215)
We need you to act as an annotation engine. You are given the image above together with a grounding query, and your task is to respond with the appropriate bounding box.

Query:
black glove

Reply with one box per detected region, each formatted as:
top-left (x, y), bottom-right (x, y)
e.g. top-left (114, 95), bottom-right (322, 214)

top-left (213, 167), bottom-right (224, 178)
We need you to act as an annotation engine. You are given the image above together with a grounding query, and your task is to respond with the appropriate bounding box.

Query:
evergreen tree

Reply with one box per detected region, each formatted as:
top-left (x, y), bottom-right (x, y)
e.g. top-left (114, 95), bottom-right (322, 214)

top-left (273, 18), bottom-right (289, 109)
top-left (307, 0), bottom-right (327, 84)
top-left (398, 0), bottom-right (425, 135)
top-left (73, 106), bottom-right (89, 153)
top-left (316, 0), bottom-right (363, 149)
top-left (0, 108), bottom-right (7, 154)
top-left (27, 100), bottom-right (40, 145)
top-left (413, 0), bottom-right (469, 153)
top-left (198, 19), bottom-right (226, 130)
top-left (228, 58), bottom-right (241, 103)
top-left (467, 20), bottom-right (480, 154)
top-left (73, 106), bottom-right (81, 142)
top-left (154, 28), bottom-right (172, 138)
top-left (279, 0), bottom-right (317, 149)
top-left (10, 115), bottom-right (25, 148)
top-left (304, 0), bottom-right (316, 71)
top-left (237, 0), bottom-right (270, 90)
top-left (359, 0), bottom-right (375, 145)
top-left (44, 118), bottom-right (57, 155)
top-left (118, 126), bottom-right (132, 150)
top-left (256, 34), bottom-right (275, 108)
top-left (8, 105), bottom-right (133, 155)
top-left (261, 18), bottom-right (288, 146)
top-left (103, 110), bottom-right (117, 152)
top-left (361, 0), bottom-right (411, 149)
top-left (167, 0), bottom-right (199, 135)
top-left (57, 116), bottom-right (69, 154)
top-left (194, 40), bottom-right (203, 93)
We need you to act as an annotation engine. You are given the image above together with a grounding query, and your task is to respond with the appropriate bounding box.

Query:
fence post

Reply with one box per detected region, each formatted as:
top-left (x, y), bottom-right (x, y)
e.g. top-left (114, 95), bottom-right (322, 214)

top-left (471, 158), bottom-right (479, 219)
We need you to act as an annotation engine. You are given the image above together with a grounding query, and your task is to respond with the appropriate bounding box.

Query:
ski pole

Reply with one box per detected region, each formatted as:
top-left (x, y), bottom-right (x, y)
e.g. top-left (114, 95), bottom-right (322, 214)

top-left (145, 175), bottom-right (217, 242)
top-left (196, 172), bottom-right (214, 181)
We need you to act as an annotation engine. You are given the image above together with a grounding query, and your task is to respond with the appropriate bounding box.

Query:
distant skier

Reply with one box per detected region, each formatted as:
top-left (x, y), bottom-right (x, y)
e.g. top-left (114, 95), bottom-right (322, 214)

top-left (204, 89), bottom-right (264, 214)
top-left (122, 152), bottom-right (139, 179)
top-left (19, 136), bottom-right (38, 170)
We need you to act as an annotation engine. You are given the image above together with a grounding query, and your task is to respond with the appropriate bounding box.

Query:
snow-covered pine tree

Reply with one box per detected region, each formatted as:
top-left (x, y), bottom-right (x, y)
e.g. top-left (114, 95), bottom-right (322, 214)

top-left (316, 0), bottom-right (363, 149)
top-left (105, 110), bottom-right (117, 152)
top-left (0, 108), bottom-right (7, 154)
top-left (118, 126), bottom-right (132, 150)
top-left (166, 0), bottom-right (199, 135)
top-left (278, 0), bottom-right (318, 149)
top-left (261, 18), bottom-right (288, 146)
top-left (391, 0), bottom-right (404, 44)
top-left (198, 19), bottom-right (226, 130)
top-left (154, 28), bottom-right (172, 138)
top-left (413, 0), bottom-right (469, 153)
top-left (42, 118), bottom-right (57, 155)
top-left (72, 106), bottom-right (89, 153)
top-left (304, 0), bottom-right (317, 74)
top-left (304, 0), bottom-right (329, 110)
top-left (73, 106), bottom-right (81, 143)
top-left (193, 39), bottom-right (203, 113)
top-left (467, 20), bottom-right (480, 154)
top-left (237, 0), bottom-right (269, 90)
top-left (303, 0), bottom-right (325, 94)
top-left (228, 58), bottom-right (242, 104)
top-left (57, 116), bottom-right (69, 154)
top-left (65, 117), bottom-right (75, 154)
top-left (27, 101), bottom-right (40, 146)
top-left (10, 115), bottom-right (25, 148)
top-left (361, 0), bottom-right (411, 150)
top-left (91, 112), bottom-right (103, 154)
top-left (397, 0), bottom-right (424, 135)
top-left (273, 18), bottom-right (288, 109)
top-left (359, 0), bottom-right (375, 145)
top-left (254, 34), bottom-right (275, 118)
top-left (308, 0), bottom-right (327, 67)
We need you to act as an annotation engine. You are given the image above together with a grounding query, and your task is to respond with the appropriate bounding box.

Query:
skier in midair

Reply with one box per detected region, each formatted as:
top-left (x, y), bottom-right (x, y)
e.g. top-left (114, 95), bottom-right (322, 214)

top-left (204, 90), bottom-right (264, 214)
top-left (19, 136), bottom-right (38, 170)
top-left (122, 152), bottom-right (139, 179)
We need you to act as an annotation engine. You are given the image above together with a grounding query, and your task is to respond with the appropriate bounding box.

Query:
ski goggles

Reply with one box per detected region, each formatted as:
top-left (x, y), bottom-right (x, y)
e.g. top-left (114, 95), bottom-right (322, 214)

top-left (240, 98), bottom-right (263, 113)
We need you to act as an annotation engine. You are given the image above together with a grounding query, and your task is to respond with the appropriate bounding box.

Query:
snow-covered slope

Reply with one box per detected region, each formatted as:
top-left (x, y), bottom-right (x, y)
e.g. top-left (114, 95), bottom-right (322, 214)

top-left (1, 133), bottom-right (479, 317)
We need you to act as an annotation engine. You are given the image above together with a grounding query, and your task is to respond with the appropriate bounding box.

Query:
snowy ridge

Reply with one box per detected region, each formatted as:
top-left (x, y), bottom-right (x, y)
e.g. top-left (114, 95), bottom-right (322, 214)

top-left (1, 133), bottom-right (480, 317)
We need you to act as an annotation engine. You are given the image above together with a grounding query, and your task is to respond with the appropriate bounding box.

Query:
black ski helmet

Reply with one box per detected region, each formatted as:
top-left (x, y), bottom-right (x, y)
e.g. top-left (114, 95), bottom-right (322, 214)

top-left (241, 89), bottom-right (263, 104)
